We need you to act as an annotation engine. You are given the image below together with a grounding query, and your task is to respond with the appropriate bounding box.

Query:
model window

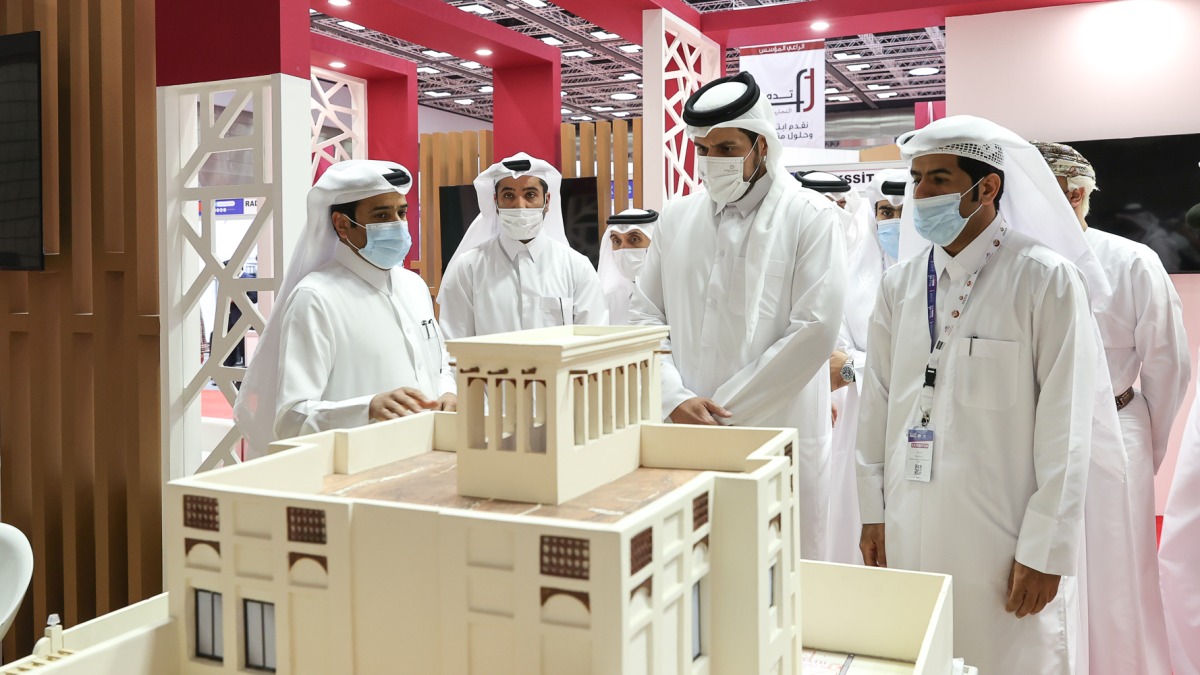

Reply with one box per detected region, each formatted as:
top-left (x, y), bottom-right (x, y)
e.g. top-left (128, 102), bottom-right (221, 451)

top-left (244, 599), bottom-right (277, 671)
top-left (195, 589), bottom-right (223, 662)
top-left (691, 581), bottom-right (703, 661)
top-left (768, 563), bottom-right (778, 608)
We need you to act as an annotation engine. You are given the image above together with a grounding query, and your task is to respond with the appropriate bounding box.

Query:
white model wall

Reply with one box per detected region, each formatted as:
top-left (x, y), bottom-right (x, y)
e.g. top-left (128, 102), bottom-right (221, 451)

top-left (946, 0), bottom-right (1200, 514)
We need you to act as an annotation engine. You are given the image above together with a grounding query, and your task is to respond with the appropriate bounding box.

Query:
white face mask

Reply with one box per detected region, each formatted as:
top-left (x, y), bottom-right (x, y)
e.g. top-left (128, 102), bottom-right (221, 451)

top-left (612, 248), bottom-right (647, 282)
top-left (499, 207), bottom-right (545, 241)
top-left (697, 148), bottom-right (762, 206)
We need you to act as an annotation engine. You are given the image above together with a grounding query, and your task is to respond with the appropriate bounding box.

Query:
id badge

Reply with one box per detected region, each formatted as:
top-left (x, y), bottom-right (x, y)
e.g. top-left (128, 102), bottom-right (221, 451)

top-left (905, 428), bottom-right (934, 483)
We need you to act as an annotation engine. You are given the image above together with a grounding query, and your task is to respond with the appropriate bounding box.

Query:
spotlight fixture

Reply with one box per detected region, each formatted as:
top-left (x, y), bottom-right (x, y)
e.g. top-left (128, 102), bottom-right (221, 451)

top-left (479, 86), bottom-right (494, 93)
top-left (475, 49), bottom-right (493, 56)
top-left (909, 67), bottom-right (940, 76)
top-left (329, 61), bottom-right (346, 69)
top-left (454, 99), bottom-right (474, 105)
top-left (336, 20), bottom-right (366, 31)
top-left (811, 21), bottom-right (830, 30)
top-left (611, 93), bottom-right (637, 101)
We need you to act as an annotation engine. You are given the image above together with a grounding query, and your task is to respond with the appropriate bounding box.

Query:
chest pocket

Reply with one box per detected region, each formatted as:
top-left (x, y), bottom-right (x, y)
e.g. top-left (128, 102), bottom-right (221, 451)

top-left (953, 338), bottom-right (1020, 411)
top-left (540, 296), bottom-right (573, 326)
top-left (728, 258), bottom-right (790, 317)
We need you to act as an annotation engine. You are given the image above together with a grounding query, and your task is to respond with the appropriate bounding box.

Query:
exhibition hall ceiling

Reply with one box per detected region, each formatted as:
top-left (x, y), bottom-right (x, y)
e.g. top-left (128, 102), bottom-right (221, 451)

top-left (310, 0), bottom-right (945, 123)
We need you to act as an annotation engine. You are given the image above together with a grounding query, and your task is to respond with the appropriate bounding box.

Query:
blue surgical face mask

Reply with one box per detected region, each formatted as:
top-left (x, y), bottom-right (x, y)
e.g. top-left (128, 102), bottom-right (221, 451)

top-left (876, 218), bottom-right (901, 259)
top-left (912, 178), bottom-right (985, 246)
top-left (346, 218), bottom-right (412, 269)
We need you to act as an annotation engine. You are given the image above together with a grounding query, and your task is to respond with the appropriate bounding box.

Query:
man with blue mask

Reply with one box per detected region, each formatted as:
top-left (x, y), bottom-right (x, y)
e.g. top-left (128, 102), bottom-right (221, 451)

top-left (438, 152), bottom-right (606, 338)
top-left (234, 160), bottom-right (457, 456)
top-left (856, 116), bottom-right (1120, 674)
top-left (630, 71), bottom-right (847, 560)
top-left (824, 168), bottom-right (907, 564)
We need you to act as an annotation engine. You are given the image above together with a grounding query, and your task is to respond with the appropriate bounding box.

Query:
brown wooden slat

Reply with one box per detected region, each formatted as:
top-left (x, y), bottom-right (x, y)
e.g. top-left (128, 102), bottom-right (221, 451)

top-left (559, 124), bottom-right (576, 177)
top-left (613, 119), bottom-right (629, 215)
top-left (595, 121), bottom-right (612, 231)
top-left (480, 129), bottom-right (493, 168)
top-left (579, 122), bottom-right (596, 179)
top-left (632, 117), bottom-right (644, 209)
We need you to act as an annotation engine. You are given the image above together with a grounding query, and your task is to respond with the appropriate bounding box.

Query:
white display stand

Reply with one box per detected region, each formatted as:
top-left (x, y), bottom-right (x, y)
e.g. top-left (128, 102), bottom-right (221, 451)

top-left (3, 327), bottom-right (963, 675)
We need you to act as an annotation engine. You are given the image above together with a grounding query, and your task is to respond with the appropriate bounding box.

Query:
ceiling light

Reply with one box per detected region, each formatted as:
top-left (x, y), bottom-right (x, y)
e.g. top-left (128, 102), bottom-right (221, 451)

top-left (619, 44), bottom-right (642, 53)
top-left (454, 99), bottom-right (474, 105)
top-left (611, 92), bottom-right (637, 101)
top-left (811, 20), bottom-right (830, 30)
top-left (824, 87), bottom-right (838, 94)
top-left (592, 105), bottom-right (614, 111)
top-left (309, 9), bottom-right (318, 15)
top-left (828, 96), bottom-right (851, 102)
top-left (521, 0), bottom-right (548, 6)
top-left (329, 61), bottom-right (346, 69)
top-left (460, 61), bottom-right (483, 69)
top-left (832, 52), bottom-right (862, 60)
top-left (540, 36), bottom-right (564, 46)
top-left (475, 49), bottom-right (493, 56)
top-left (613, 112), bottom-right (630, 117)
top-left (561, 91), bottom-right (567, 97)
top-left (422, 50), bottom-right (451, 58)
top-left (618, 73), bottom-right (641, 81)
top-left (909, 66), bottom-right (940, 76)
top-left (877, 92), bottom-right (899, 98)
top-left (563, 50), bottom-right (593, 58)
top-left (336, 20), bottom-right (366, 30)
top-left (867, 84), bottom-right (891, 90)
top-left (416, 66), bottom-right (441, 74)
top-left (479, 85), bottom-right (494, 93)
top-left (328, 0), bottom-right (351, 5)
top-left (561, 108), bottom-right (572, 114)
top-left (425, 91), bottom-right (451, 98)
top-left (591, 30), bottom-right (619, 40)
top-left (636, 83), bottom-right (643, 88)
top-left (458, 4), bottom-right (493, 15)
top-left (571, 115), bottom-right (594, 121)
top-left (847, 63), bottom-right (871, 72)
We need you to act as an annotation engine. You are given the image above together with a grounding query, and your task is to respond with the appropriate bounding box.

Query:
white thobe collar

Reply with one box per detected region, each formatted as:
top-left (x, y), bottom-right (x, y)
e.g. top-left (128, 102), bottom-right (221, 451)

top-left (712, 170), bottom-right (773, 218)
top-left (932, 214), bottom-right (1004, 282)
top-left (498, 232), bottom-right (549, 262)
top-left (334, 242), bottom-right (391, 293)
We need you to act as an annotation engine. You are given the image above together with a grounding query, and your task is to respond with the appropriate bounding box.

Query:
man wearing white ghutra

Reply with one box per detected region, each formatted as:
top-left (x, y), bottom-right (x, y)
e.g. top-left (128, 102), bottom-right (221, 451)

top-left (856, 116), bottom-right (1109, 673)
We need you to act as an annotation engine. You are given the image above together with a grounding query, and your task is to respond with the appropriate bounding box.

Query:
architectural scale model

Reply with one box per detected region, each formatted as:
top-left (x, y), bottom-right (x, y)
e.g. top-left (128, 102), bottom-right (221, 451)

top-left (3, 326), bottom-right (961, 675)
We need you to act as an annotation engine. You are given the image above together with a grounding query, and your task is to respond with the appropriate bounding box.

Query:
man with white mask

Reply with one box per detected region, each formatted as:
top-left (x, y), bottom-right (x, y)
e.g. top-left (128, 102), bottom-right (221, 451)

top-left (1036, 141), bottom-right (1187, 675)
top-left (234, 160), bottom-right (457, 458)
top-left (825, 168), bottom-right (907, 564)
top-left (598, 208), bottom-right (657, 325)
top-left (796, 170), bottom-right (868, 253)
top-left (438, 152), bottom-right (606, 338)
top-left (857, 116), bottom-right (1105, 673)
top-left (630, 71), bottom-right (847, 560)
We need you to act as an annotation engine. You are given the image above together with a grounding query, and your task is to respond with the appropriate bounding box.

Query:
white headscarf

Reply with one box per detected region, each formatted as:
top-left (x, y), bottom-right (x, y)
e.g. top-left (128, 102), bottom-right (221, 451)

top-left (234, 159), bottom-right (413, 457)
top-left (598, 208), bottom-right (658, 297)
top-left (895, 115), bottom-right (1112, 303)
top-left (438, 152), bottom-right (568, 304)
top-left (843, 168), bottom-right (910, 348)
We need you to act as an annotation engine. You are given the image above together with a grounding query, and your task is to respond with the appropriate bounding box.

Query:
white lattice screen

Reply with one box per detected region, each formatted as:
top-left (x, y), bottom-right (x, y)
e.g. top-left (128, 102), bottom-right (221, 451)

top-left (310, 67), bottom-right (368, 181)
top-left (159, 74), bottom-right (310, 478)
top-left (642, 9), bottom-right (722, 210)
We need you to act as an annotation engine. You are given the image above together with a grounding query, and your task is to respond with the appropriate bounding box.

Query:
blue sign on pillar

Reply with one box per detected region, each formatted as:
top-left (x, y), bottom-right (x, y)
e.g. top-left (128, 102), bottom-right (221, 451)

top-left (214, 199), bottom-right (244, 216)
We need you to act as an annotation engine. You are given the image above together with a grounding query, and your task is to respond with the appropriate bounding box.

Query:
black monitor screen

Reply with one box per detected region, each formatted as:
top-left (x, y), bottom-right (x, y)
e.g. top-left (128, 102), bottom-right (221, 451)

top-left (437, 176), bottom-right (602, 272)
top-left (0, 31), bottom-right (42, 271)
top-left (1065, 133), bottom-right (1200, 273)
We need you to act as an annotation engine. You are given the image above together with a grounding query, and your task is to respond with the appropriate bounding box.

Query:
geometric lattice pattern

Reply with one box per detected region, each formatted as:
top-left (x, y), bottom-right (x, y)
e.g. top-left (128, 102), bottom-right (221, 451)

top-left (631, 527), bottom-right (654, 574)
top-left (693, 493), bottom-right (709, 530)
top-left (540, 535), bottom-right (590, 580)
top-left (183, 495), bottom-right (220, 531)
top-left (287, 507), bottom-right (328, 544)
top-left (310, 67), bottom-right (368, 182)
top-left (661, 32), bottom-right (707, 200)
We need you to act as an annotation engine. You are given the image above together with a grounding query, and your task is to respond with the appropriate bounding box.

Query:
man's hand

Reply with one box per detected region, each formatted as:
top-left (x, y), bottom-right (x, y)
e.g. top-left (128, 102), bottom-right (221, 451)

top-left (1006, 561), bottom-right (1061, 618)
top-left (832, 403), bottom-right (840, 428)
top-left (437, 393), bottom-right (458, 412)
top-left (860, 524), bottom-right (887, 567)
top-left (369, 387), bottom-right (438, 421)
top-left (830, 351), bottom-right (851, 392)
top-left (669, 397), bottom-right (732, 425)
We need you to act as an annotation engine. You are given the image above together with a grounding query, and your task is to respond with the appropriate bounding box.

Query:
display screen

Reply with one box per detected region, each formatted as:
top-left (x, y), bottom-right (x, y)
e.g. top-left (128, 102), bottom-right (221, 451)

top-left (1065, 133), bottom-right (1200, 273)
top-left (437, 176), bottom-right (602, 272)
top-left (0, 31), bottom-right (43, 271)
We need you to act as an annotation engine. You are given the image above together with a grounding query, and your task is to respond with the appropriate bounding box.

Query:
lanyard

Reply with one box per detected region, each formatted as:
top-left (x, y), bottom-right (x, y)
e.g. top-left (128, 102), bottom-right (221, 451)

top-left (919, 223), bottom-right (1010, 426)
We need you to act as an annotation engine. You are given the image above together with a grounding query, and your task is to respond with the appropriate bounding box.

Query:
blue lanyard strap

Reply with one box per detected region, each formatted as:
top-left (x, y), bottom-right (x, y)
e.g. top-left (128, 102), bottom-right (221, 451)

top-left (926, 249), bottom-right (937, 352)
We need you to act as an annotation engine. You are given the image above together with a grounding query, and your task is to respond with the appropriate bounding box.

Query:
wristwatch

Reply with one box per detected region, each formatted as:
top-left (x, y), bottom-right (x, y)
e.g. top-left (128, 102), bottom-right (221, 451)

top-left (840, 357), bottom-right (856, 384)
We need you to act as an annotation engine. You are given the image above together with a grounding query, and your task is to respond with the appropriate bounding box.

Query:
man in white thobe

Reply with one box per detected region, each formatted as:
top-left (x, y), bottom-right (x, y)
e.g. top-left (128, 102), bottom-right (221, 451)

top-left (858, 117), bottom-right (1099, 673)
top-left (826, 169), bottom-right (907, 564)
top-left (1036, 141), bottom-right (1188, 675)
top-left (1159, 358), bottom-right (1200, 674)
top-left (598, 208), bottom-right (657, 326)
top-left (630, 71), bottom-right (847, 560)
top-left (438, 152), bottom-right (606, 338)
top-left (234, 161), bottom-right (456, 457)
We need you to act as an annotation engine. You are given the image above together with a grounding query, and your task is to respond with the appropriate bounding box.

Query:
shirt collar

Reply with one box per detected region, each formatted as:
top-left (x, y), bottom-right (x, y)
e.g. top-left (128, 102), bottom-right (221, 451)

top-left (498, 232), bottom-right (549, 261)
top-left (712, 170), bottom-right (773, 217)
top-left (932, 213), bottom-right (1004, 281)
top-left (335, 242), bottom-right (391, 293)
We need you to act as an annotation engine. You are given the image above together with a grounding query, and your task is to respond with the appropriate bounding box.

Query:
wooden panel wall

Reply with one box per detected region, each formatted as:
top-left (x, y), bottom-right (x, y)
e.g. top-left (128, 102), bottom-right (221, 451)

top-left (0, 0), bottom-right (161, 661)
top-left (416, 119), bottom-right (643, 295)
